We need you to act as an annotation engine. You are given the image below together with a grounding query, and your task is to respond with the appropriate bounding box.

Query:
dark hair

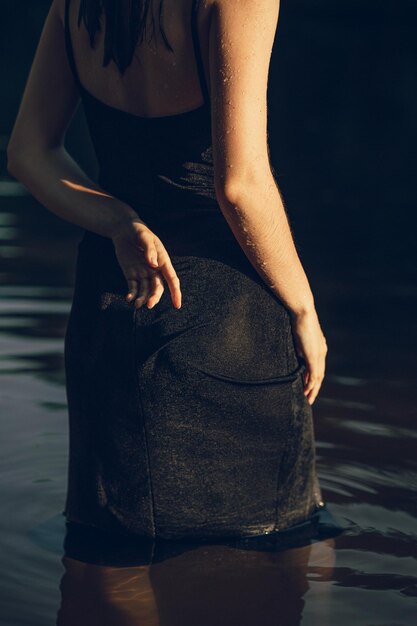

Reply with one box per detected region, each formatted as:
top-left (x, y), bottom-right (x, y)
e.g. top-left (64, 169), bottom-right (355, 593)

top-left (77, 0), bottom-right (173, 74)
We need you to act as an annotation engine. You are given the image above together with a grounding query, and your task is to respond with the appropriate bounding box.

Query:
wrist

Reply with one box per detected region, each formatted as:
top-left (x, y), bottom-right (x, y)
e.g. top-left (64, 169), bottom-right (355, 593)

top-left (106, 205), bottom-right (148, 240)
top-left (288, 299), bottom-right (316, 319)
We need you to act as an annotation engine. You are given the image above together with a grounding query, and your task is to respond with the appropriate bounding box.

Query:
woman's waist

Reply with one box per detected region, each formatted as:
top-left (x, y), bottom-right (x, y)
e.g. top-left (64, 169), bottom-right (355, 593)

top-left (79, 199), bottom-right (236, 246)
top-left (77, 221), bottom-right (245, 261)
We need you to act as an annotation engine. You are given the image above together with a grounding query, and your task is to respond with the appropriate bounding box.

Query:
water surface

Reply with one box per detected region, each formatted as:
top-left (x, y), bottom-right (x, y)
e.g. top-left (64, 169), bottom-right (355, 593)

top-left (0, 183), bottom-right (416, 625)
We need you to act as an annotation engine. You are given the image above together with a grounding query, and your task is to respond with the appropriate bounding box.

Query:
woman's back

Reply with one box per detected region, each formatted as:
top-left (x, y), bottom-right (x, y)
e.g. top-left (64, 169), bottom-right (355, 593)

top-left (64, 0), bottom-right (245, 258)
top-left (65, 0), bottom-right (211, 118)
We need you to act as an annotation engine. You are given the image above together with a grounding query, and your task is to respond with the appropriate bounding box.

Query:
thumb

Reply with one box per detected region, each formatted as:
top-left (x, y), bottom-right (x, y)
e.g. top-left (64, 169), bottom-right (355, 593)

top-left (147, 248), bottom-right (159, 268)
top-left (138, 230), bottom-right (158, 267)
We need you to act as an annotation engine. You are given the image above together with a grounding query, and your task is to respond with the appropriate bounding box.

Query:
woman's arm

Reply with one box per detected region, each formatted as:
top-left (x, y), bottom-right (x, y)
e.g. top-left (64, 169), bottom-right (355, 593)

top-left (6, 0), bottom-right (140, 238)
top-left (209, 0), bottom-right (327, 402)
top-left (210, 0), bottom-right (313, 316)
top-left (6, 0), bottom-right (181, 309)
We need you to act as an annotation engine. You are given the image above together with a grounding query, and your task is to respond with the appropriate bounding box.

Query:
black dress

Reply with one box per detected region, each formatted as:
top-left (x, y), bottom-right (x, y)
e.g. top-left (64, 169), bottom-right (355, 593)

top-left (62, 0), bottom-right (326, 541)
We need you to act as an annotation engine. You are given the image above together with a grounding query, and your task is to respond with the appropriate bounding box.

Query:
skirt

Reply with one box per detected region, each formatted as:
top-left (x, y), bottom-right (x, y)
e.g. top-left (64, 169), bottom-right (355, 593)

top-left (63, 231), bottom-right (325, 541)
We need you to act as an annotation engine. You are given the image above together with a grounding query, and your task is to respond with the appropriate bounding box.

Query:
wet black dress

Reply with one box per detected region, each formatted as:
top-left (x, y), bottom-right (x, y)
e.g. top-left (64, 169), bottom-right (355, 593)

top-left (62, 0), bottom-right (325, 541)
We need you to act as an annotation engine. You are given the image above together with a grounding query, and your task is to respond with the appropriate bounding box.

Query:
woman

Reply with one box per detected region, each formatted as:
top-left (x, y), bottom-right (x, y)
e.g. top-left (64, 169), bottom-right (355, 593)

top-left (7, 0), bottom-right (328, 540)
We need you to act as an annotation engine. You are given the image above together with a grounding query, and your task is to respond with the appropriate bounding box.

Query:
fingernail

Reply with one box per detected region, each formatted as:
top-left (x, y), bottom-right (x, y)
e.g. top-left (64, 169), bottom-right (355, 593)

top-left (150, 256), bottom-right (158, 266)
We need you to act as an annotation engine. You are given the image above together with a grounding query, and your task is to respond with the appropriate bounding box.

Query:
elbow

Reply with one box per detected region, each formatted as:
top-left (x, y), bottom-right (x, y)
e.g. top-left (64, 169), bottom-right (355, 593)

top-left (6, 140), bottom-right (39, 181)
top-left (6, 142), bottom-right (26, 180)
top-left (7, 139), bottom-right (58, 179)
top-left (214, 168), bottom-right (270, 210)
top-left (214, 178), bottom-right (242, 207)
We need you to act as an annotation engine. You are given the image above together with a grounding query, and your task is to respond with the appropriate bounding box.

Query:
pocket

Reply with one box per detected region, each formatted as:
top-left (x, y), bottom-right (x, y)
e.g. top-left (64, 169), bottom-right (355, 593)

top-left (189, 360), bottom-right (306, 386)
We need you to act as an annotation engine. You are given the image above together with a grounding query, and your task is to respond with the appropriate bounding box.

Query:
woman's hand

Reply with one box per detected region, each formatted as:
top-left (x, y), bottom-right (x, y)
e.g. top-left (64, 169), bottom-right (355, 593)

top-left (289, 308), bottom-right (328, 405)
top-left (111, 218), bottom-right (182, 310)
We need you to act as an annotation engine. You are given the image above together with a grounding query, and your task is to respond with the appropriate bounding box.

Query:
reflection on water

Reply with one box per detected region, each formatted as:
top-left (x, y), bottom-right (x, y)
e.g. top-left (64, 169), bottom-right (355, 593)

top-left (57, 525), bottom-right (337, 626)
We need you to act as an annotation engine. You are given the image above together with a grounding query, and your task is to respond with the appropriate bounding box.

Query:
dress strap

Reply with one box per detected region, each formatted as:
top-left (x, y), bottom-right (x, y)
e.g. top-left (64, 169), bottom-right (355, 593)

top-left (64, 0), bottom-right (83, 90)
top-left (191, 0), bottom-right (211, 103)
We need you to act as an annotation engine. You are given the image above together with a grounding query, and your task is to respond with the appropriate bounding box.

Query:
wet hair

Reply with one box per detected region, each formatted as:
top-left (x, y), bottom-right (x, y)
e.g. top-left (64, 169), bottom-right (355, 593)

top-left (77, 0), bottom-right (173, 74)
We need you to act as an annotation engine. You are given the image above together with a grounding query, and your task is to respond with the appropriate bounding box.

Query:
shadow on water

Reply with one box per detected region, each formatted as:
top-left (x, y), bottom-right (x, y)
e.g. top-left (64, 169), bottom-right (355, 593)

top-left (1, 1), bottom-right (417, 625)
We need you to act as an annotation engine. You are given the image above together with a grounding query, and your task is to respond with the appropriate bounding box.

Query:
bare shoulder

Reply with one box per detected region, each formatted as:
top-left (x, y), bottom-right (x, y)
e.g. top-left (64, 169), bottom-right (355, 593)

top-left (207, 0), bottom-right (280, 82)
top-left (209, 0), bottom-right (280, 26)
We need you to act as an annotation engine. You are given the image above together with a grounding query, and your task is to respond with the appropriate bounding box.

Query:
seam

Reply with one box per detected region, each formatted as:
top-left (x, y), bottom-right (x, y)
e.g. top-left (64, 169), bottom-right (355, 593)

top-left (273, 451), bottom-right (286, 533)
top-left (133, 307), bottom-right (157, 538)
top-left (273, 377), bottom-right (299, 532)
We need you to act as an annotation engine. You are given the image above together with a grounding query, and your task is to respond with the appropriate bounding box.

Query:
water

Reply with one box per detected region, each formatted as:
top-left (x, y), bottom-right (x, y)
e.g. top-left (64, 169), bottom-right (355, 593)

top-left (0, 181), bottom-right (416, 625)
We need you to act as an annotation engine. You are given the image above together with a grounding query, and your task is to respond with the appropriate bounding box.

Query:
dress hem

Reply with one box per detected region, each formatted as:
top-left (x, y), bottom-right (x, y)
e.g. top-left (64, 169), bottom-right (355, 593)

top-left (61, 500), bottom-right (328, 544)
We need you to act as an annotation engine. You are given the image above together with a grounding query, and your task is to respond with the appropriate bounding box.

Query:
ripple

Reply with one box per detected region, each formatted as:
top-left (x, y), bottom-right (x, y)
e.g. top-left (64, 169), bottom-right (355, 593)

top-left (319, 397), bottom-right (376, 411)
top-left (335, 419), bottom-right (417, 439)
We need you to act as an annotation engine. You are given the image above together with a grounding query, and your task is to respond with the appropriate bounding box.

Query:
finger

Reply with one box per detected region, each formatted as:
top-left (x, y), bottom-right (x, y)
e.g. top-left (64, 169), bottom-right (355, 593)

top-left (304, 368), bottom-right (318, 396)
top-left (305, 371), bottom-right (324, 403)
top-left (303, 355), bottom-right (325, 395)
top-left (126, 279), bottom-right (139, 302)
top-left (151, 240), bottom-right (182, 308)
top-left (137, 229), bottom-right (159, 268)
top-left (147, 273), bottom-right (165, 309)
top-left (163, 267), bottom-right (182, 309)
top-left (158, 258), bottom-right (182, 309)
top-left (134, 277), bottom-right (150, 309)
top-left (307, 384), bottom-right (320, 405)
top-left (303, 359), bottom-right (314, 394)
top-left (146, 245), bottom-right (159, 268)
top-left (304, 377), bottom-right (315, 396)
top-left (306, 389), bottom-right (317, 405)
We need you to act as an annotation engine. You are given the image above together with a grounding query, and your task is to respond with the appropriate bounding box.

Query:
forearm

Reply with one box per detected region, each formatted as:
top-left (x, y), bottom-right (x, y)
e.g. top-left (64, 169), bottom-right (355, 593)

top-left (6, 145), bottom-right (143, 238)
top-left (217, 174), bottom-right (315, 317)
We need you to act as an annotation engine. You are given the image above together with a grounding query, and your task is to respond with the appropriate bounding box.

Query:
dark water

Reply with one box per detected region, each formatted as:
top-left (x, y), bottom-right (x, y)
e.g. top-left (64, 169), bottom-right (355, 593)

top-left (0, 182), bottom-right (416, 625)
top-left (1, 1), bottom-right (417, 624)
